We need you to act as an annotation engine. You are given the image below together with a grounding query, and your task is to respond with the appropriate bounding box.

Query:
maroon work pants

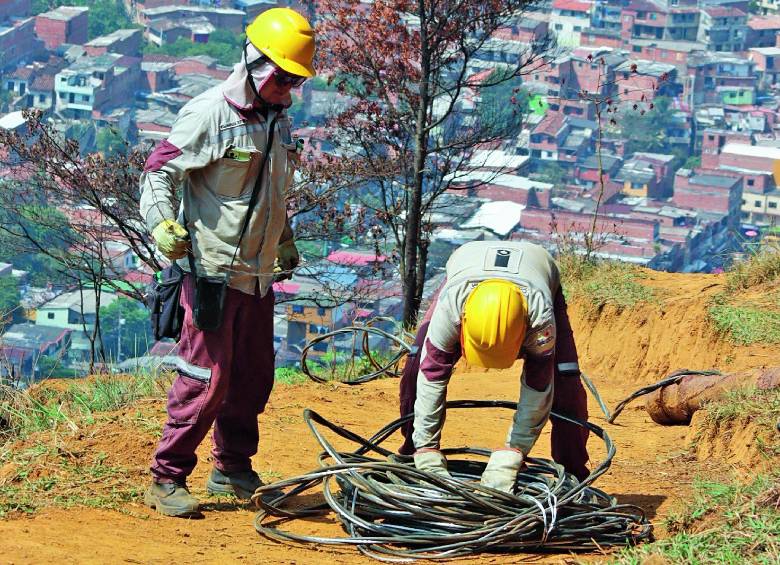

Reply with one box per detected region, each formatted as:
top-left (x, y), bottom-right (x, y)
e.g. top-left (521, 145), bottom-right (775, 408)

top-left (150, 275), bottom-right (275, 483)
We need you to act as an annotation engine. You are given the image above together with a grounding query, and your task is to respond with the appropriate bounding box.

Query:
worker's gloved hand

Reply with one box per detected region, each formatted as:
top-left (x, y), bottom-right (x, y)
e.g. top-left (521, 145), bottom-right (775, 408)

top-left (152, 219), bottom-right (189, 260)
top-left (274, 239), bottom-right (299, 281)
top-left (480, 449), bottom-right (524, 493)
top-left (413, 449), bottom-right (452, 479)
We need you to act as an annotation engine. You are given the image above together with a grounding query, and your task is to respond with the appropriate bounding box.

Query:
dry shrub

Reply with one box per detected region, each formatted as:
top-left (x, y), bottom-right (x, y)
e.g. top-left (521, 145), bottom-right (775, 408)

top-left (727, 242), bottom-right (780, 291)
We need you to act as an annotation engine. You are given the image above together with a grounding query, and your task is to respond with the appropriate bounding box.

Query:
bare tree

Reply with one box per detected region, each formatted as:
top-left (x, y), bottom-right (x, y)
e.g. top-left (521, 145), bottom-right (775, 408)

top-left (316, 0), bottom-right (554, 326)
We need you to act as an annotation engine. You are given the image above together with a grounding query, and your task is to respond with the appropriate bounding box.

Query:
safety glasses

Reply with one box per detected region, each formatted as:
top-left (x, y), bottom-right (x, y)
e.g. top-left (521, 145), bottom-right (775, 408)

top-left (272, 67), bottom-right (306, 88)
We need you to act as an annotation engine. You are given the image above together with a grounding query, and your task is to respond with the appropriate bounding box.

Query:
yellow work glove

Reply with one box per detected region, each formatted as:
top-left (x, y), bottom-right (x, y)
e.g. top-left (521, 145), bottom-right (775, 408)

top-left (274, 239), bottom-right (299, 281)
top-left (151, 219), bottom-right (189, 260)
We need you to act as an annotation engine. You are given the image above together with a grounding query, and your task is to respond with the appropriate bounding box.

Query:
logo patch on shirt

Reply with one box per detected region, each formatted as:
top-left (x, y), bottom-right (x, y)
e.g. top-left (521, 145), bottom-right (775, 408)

top-left (219, 119), bottom-right (247, 131)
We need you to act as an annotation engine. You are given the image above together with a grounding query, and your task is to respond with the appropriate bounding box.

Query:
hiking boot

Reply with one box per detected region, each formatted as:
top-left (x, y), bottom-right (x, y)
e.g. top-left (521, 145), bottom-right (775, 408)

top-left (144, 481), bottom-right (200, 517)
top-left (206, 467), bottom-right (264, 500)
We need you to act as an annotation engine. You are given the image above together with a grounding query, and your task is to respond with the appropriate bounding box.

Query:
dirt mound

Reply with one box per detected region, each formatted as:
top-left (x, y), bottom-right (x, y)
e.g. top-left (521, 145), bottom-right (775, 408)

top-left (568, 270), bottom-right (777, 385)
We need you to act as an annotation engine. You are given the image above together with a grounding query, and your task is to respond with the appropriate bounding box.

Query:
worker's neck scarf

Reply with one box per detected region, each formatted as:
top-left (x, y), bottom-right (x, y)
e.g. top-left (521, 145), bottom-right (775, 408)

top-left (222, 42), bottom-right (291, 112)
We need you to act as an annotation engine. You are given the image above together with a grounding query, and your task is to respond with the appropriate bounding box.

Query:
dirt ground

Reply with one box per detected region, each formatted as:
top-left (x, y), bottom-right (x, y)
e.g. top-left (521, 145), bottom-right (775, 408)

top-left (0, 270), bottom-right (770, 564)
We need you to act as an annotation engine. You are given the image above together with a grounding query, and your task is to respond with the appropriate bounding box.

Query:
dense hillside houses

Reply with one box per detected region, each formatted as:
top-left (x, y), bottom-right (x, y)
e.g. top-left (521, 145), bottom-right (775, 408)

top-left (1, 0), bottom-right (779, 374)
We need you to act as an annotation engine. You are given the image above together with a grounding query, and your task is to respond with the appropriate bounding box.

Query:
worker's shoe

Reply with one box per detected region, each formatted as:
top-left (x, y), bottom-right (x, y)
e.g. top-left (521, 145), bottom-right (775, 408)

top-left (206, 467), bottom-right (263, 500)
top-left (144, 481), bottom-right (200, 517)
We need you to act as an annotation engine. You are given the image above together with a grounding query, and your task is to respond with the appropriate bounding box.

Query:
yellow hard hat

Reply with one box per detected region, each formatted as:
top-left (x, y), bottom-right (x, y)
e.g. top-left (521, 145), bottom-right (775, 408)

top-left (461, 279), bottom-right (528, 369)
top-left (246, 8), bottom-right (316, 78)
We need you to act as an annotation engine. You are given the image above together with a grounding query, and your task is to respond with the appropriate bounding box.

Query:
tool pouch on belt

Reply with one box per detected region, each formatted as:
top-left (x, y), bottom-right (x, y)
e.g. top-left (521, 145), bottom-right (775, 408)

top-left (147, 263), bottom-right (185, 341)
top-left (192, 273), bottom-right (227, 332)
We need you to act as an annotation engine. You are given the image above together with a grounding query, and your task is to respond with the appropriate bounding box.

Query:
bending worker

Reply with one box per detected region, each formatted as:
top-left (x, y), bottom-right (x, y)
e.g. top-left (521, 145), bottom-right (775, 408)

top-left (139, 8), bottom-right (314, 517)
top-left (398, 241), bottom-right (589, 492)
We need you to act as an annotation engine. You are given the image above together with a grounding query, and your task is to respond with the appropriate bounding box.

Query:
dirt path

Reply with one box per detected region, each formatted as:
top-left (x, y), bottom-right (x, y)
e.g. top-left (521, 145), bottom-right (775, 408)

top-left (0, 368), bottom-right (710, 565)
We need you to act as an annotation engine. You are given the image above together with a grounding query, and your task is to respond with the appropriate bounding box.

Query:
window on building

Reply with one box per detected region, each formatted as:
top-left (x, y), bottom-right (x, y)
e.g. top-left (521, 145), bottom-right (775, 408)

top-left (755, 200), bottom-right (763, 208)
top-left (39, 94), bottom-right (46, 103)
top-left (554, 23), bottom-right (563, 30)
top-left (573, 25), bottom-right (582, 32)
top-left (769, 201), bottom-right (778, 209)
top-left (633, 45), bottom-right (642, 52)
top-left (742, 199), bottom-right (747, 206)
top-left (81, 94), bottom-right (90, 102)
top-left (747, 179), bottom-right (754, 186)
top-left (47, 312), bottom-right (55, 320)
top-left (292, 305), bottom-right (304, 314)
top-left (5, 81), bottom-right (12, 90)
top-left (317, 307), bottom-right (326, 316)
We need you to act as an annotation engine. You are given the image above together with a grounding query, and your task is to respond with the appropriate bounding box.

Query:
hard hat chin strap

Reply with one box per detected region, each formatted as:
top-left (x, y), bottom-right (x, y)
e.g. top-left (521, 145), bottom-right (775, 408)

top-left (244, 44), bottom-right (288, 112)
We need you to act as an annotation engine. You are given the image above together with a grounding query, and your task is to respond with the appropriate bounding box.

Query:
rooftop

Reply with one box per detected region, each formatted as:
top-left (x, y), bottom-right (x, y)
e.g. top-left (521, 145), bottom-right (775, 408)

top-left (462, 201), bottom-right (525, 236)
top-left (631, 38), bottom-right (707, 53)
top-left (552, 0), bottom-right (592, 12)
top-left (633, 152), bottom-right (676, 163)
top-left (445, 170), bottom-right (554, 191)
top-left (142, 5), bottom-right (245, 17)
top-left (84, 28), bottom-right (140, 47)
top-left (38, 6), bottom-right (88, 21)
top-left (40, 289), bottom-right (117, 315)
top-left (722, 143), bottom-right (780, 160)
top-left (703, 6), bottom-right (746, 17)
top-left (467, 149), bottom-right (530, 170)
top-left (62, 53), bottom-right (124, 75)
top-left (615, 59), bottom-right (676, 77)
top-left (746, 15), bottom-right (780, 30)
top-left (0, 111), bottom-right (26, 130)
top-left (1, 323), bottom-right (71, 350)
top-left (689, 174), bottom-right (740, 188)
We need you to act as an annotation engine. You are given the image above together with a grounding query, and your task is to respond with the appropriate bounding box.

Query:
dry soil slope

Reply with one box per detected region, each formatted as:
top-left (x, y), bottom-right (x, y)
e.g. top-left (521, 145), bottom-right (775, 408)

top-left (567, 269), bottom-right (776, 384)
top-left (0, 269), bottom-right (774, 564)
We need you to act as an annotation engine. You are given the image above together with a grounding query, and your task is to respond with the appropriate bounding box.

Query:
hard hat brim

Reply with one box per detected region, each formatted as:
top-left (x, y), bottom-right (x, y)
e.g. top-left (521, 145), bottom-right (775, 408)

top-left (276, 57), bottom-right (316, 78)
top-left (462, 342), bottom-right (518, 369)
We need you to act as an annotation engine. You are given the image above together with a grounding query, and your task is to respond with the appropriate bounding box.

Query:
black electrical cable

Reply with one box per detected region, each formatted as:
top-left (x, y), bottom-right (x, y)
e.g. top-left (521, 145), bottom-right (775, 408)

top-left (300, 319), bottom-right (413, 384)
top-left (251, 401), bottom-right (652, 561)
top-left (608, 369), bottom-right (722, 424)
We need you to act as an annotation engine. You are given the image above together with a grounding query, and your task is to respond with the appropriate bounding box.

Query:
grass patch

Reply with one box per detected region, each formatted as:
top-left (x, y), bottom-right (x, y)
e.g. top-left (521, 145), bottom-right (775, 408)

top-left (727, 243), bottom-right (780, 291)
top-left (612, 473), bottom-right (780, 565)
top-left (702, 386), bottom-right (780, 429)
top-left (558, 253), bottom-right (658, 312)
top-left (301, 350), bottom-right (401, 383)
top-left (274, 367), bottom-right (309, 385)
top-left (0, 444), bottom-right (141, 517)
top-left (708, 297), bottom-right (780, 345)
top-left (1, 372), bottom-right (172, 440)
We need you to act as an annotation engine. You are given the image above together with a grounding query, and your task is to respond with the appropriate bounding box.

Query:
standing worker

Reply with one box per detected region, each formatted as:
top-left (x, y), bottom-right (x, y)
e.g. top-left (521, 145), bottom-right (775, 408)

top-left (139, 8), bottom-right (315, 517)
top-left (398, 241), bottom-right (590, 491)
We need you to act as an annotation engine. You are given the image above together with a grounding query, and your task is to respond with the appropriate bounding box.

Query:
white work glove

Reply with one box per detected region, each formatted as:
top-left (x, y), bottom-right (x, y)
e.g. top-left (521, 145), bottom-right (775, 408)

top-left (480, 449), bottom-right (524, 493)
top-left (413, 449), bottom-right (452, 479)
